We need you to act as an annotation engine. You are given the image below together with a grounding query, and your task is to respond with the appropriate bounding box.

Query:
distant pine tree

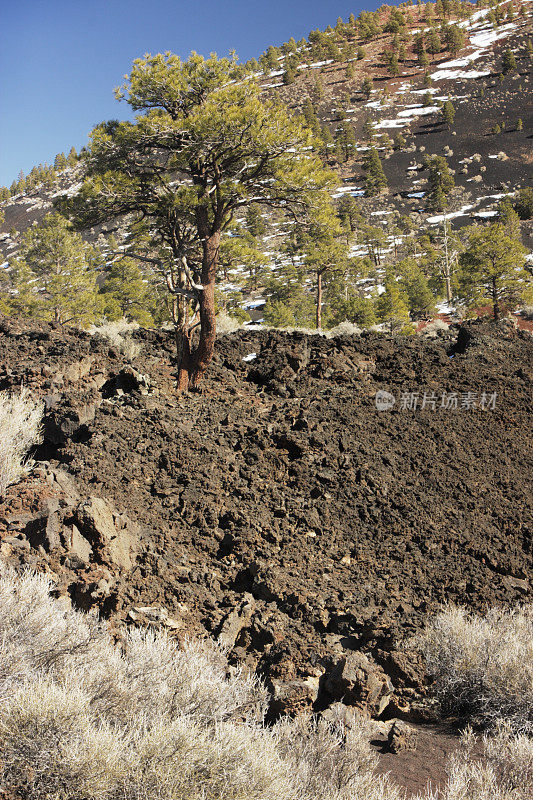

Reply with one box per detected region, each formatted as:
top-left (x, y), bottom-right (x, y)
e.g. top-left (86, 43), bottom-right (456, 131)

top-left (54, 152), bottom-right (68, 170)
top-left (362, 116), bottom-right (375, 141)
top-left (6, 213), bottom-right (99, 325)
top-left (501, 48), bottom-right (517, 74)
top-left (283, 65), bottom-right (296, 84)
top-left (363, 148), bottom-right (388, 196)
top-left (441, 100), bottom-right (456, 127)
top-left (376, 279), bottom-right (411, 332)
top-left (388, 53), bottom-right (400, 75)
top-left (361, 77), bottom-right (373, 99)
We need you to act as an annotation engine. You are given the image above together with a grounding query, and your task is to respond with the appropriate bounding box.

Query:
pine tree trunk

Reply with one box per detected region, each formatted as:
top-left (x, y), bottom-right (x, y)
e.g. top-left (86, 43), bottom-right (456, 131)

top-left (189, 229), bottom-right (220, 389)
top-left (445, 274), bottom-right (452, 304)
top-left (316, 270), bottom-right (323, 330)
top-left (492, 276), bottom-right (500, 320)
top-left (176, 327), bottom-right (193, 393)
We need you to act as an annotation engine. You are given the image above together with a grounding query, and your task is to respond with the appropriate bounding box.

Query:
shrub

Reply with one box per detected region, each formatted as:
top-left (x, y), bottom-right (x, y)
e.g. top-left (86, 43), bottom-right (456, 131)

top-left (216, 310), bottom-right (244, 335)
top-left (0, 388), bottom-right (43, 497)
top-left (420, 318), bottom-right (450, 337)
top-left (1, 569), bottom-right (532, 799)
top-left (416, 726), bottom-right (533, 800)
top-left (416, 605), bottom-right (533, 733)
top-left (88, 319), bottom-right (142, 360)
top-left (326, 321), bottom-right (363, 337)
top-left (0, 565), bottom-right (395, 800)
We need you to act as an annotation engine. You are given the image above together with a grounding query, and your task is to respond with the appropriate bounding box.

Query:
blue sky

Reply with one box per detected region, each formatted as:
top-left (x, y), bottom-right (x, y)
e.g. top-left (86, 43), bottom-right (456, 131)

top-left (0, 0), bottom-right (378, 187)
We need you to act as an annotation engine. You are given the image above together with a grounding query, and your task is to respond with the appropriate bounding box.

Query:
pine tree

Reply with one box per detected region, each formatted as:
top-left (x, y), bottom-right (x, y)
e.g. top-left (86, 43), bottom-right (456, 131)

top-left (263, 298), bottom-right (297, 328)
top-left (444, 24), bottom-right (465, 55)
top-left (362, 116), bottom-right (375, 141)
top-left (376, 279), bottom-right (411, 331)
top-left (357, 46), bottom-right (366, 60)
top-left (426, 155), bottom-right (455, 210)
top-left (69, 52), bottom-right (335, 390)
top-left (312, 76), bottom-right (325, 101)
top-left (99, 257), bottom-right (154, 325)
top-left (9, 213), bottom-right (99, 325)
top-left (301, 99), bottom-right (320, 135)
top-left (419, 50), bottom-right (430, 69)
top-left (441, 99), bottom-right (456, 127)
top-left (283, 65), bottom-right (296, 84)
top-left (245, 204), bottom-right (266, 239)
top-left (67, 146), bottom-right (78, 166)
top-left (54, 152), bottom-right (68, 170)
top-left (388, 53), bottom-right (400, 75)
top-left (337, 195), bottom-right (361, 233)
top-left (517, 117), bottom-right (523, 131)
top-left (426, 30), bottom-right (442, 59)
top-left (361, 77), bottom-right (374, 99)
top-left (514, 187), bottom-right (533, 220)
top-left (394, 131), bottom-right (407, 150)
top-left (458, 223), bottom-right (527, 319)
top-left (300, 208), bottom-right (347, 329)
top-left (346, 62), bottom-right (356, 79)
top-left (414, 33), bottom-right (426, 57)
top-left (501, 48), bottom-right (517, 74)
top-left (397, 258), bottom-right (436, 319)
top-left (363, 148), bottom-right (388, 196)
top-left (319, 125), bottom-right (334, 161)
top-left (497, 197), bottom-right (521, 239)
top-left (336, 122), bottom-right (357, 161)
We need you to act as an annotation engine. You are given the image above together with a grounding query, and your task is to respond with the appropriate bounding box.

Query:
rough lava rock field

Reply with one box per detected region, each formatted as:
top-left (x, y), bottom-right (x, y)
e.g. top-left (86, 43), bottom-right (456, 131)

top-left (0, 317), bottom-right (531, 726)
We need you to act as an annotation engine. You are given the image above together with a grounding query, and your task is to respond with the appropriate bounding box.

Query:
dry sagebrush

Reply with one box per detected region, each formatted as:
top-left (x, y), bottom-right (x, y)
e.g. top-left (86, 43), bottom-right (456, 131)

top-left (417, 604), bottom-right (533, 734)
top-left (89, 319), bottom-right (142, 360)
top-left (0, 388), bottom-right (43, 498)
top-left (0, 566), bottom-right (396, 800)
top-left (416, 726), bottom-right (533, 800)
top-left (2, 569), bottom-right (532, 800)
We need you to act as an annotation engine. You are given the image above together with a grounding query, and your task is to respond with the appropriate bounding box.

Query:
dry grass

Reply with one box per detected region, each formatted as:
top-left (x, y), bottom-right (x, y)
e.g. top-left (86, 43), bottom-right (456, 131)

top-left (416, 604), bottom-right (533, 734)
top-left (0, 388), bottom-right (43, 498)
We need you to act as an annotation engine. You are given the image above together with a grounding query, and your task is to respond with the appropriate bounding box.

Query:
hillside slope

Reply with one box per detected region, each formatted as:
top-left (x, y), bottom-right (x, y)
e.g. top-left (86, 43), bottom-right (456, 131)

top-left (1, 2), bottom-right (532, 267)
